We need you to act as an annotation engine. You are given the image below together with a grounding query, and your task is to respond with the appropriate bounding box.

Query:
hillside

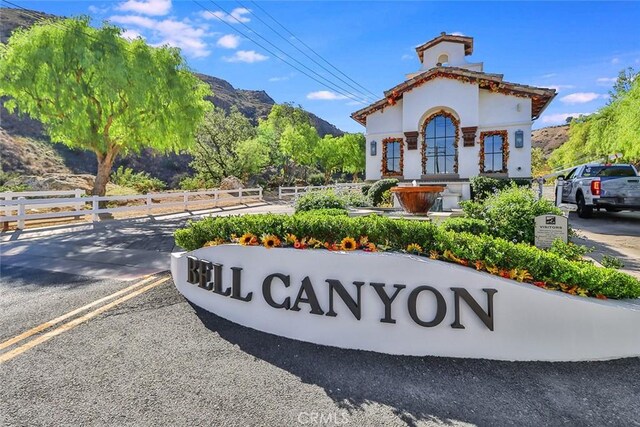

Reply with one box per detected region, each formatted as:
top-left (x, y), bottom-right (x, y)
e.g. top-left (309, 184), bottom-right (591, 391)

top-left (532, 124), bottom-right (569, 157)
top-left (0, 7), bottom-right (343, 185)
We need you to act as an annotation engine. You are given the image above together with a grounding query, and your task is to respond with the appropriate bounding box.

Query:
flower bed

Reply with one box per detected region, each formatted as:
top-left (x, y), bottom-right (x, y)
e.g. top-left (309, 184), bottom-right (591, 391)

top-left (175, 213), bottom-right (640, 300)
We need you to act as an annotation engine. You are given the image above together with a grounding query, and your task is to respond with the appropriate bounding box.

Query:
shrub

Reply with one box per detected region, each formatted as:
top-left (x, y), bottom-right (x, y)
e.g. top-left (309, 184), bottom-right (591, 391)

top-left (179, 175), bottom-right (209, 191)
top-left (440, 217), bottom-right (489, 235)
top-left (470, 176), bottom-right (531, 202)
top-left (295, 208), bottom-right (348, 217)
top-left (111, 166), bottom-right (166, 194)
top-left (549, 239), bottom-right (590, 261)
top-left (174, 213), bottom-right (640, 299)
top-left (295, 190), bottom-right (346, 213)
top-left (339, 190), bottom-right (371, 208)
top-left (361, 184), bottom-right (372, 196)
top-left (601, 255), bottom-right (624, 270)
top-left (461, 185), bottom-right (562, 244)
top-left (308, 173), bottom-right (325, 186)
top-left (368, 178), bottom-right (398, 206)
top-left (378, 190), bottom-right (394, 207)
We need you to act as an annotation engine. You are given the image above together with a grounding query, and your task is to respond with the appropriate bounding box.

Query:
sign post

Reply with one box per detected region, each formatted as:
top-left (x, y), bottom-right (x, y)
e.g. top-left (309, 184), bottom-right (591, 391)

top-left (534, 214), bottom-right (568, 249)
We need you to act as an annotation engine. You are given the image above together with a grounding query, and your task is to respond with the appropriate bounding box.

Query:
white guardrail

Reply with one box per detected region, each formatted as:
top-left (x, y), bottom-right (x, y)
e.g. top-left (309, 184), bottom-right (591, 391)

top-left (278, 182), bottom-right (365, 199)
top-left (0, 187), bottom-right (263, 230)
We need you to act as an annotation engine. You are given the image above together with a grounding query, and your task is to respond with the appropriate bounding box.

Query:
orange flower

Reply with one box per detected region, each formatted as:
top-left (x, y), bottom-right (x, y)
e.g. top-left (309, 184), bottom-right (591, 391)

top-left (239, 233), bottom-right (258, 246)
top-left (262, 235), bottom-right (281, 249)
top-left (285, 233), bottom-right (297, 245)
top-left (340, 237), bottom-right (357, 251)
top-left (363, 242), bottom-right (377, 252)
top-left (429, 250), bottom-right (439, 260)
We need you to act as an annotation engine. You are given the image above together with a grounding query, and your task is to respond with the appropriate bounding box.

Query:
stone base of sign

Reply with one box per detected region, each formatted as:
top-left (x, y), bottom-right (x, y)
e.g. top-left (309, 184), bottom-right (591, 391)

top-left (171, 245), bottom-right (640, 362)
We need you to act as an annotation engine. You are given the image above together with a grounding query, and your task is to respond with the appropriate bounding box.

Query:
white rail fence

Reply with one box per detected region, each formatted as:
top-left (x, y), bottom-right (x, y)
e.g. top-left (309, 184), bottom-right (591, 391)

top-left (1, 187), bottom-right (263, 230)
top-left (278, 183), bottom-right (366, 199)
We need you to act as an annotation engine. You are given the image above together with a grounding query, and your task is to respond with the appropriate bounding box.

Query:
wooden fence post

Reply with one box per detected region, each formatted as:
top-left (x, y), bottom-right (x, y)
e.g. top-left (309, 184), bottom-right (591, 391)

top-left (17, 197), bottom-right (25, 230)
top-left (146, 194), bottom-right (152, 214)
top-left (183, 192), bottom-right (188, 211)
top-left (92, 196), bottom-right (99, 222)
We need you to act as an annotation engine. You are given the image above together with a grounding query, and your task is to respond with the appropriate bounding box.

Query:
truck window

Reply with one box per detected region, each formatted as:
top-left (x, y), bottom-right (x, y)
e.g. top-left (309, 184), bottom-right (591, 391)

top-left (582, 165), bottom-right (636, 177)
top-left (565, 168), bottom-right (577, 179)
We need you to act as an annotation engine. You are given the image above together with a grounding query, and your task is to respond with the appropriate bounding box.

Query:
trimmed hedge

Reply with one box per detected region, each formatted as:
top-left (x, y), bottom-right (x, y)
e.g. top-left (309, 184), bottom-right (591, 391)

top-left (368, 178), bottom-right (398, 206)
top-left (174, 213), bottom-right (640, 299)
top-left (294, 190), bottom-right (370, 213)
top-left (470, 176), bottom-right (531, 202)
top-left (440, 217), bottom-right (489, 235)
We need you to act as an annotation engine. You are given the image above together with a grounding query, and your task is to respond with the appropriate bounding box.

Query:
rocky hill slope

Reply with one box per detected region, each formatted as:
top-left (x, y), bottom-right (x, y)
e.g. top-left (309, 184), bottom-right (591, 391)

top-left (0, 7), bottom-right (342, 186)
top-left (532, 124), bottom-right (569, 157)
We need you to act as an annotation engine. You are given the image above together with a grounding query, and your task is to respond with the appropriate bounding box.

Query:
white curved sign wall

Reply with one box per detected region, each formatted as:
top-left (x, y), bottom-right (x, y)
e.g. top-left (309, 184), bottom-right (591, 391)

top-left (171, 245), bottom-right (640, 361)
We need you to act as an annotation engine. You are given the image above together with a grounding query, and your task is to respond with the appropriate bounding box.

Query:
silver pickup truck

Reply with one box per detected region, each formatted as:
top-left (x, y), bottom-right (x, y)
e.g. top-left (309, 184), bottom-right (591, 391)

top-left (559, 163), bottom-right (640, 218)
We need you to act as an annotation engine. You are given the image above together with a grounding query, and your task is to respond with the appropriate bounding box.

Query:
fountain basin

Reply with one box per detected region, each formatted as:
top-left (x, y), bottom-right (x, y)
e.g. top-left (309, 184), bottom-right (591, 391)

top-left (390, 185), bottom-right (445, 214)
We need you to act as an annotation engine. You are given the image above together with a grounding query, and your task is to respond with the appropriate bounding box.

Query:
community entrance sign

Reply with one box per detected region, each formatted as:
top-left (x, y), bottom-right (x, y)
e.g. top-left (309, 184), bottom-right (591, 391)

top-left (171, 245), bottom-right (640, 361)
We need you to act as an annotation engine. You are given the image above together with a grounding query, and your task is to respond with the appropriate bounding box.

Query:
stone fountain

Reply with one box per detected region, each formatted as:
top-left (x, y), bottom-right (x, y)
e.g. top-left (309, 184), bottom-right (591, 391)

top-left (390, 181), bottom-right (445, 215)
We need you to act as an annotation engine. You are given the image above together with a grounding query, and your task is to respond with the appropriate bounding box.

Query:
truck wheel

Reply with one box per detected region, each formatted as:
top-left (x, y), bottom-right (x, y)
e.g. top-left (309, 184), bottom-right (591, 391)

top-left (576, 193), bottom-right (592, 218)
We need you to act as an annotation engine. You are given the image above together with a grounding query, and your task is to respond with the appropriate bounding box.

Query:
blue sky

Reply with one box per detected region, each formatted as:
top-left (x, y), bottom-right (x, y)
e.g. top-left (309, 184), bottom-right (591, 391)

top-left (15, 1), bottom-right (640, 132)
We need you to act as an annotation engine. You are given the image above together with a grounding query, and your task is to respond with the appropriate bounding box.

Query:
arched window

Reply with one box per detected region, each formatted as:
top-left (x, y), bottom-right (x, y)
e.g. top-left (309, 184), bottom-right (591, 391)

top-left (422, 113), bottom-right (458, 175)
top-left (437, 54), bottom-right (449, 66)
top-left (479, 130), bottom-right (508, 173)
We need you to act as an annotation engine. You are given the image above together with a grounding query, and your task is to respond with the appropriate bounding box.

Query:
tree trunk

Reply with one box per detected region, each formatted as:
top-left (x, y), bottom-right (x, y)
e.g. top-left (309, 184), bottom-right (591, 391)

top-left (93, 150), bottom-right (117, 211)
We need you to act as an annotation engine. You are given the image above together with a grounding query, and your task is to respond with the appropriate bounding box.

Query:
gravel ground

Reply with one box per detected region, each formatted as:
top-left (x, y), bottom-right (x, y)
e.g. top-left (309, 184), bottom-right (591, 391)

top-left (2, 267), bottom-right (640, 427)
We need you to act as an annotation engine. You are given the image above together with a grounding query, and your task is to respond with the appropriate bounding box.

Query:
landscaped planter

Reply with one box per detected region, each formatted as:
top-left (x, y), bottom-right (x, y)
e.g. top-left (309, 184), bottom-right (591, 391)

top-left (172, 245), bottom-right (640, 362)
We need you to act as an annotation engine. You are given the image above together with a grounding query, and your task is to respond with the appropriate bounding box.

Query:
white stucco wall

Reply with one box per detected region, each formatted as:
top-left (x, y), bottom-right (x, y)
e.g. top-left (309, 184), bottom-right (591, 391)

top-left (420, 41), bottom-right (467, 69)
top-left (365, 100), bottom-right (403, 181)
top-left (364, 80), bottom-right (535, 181)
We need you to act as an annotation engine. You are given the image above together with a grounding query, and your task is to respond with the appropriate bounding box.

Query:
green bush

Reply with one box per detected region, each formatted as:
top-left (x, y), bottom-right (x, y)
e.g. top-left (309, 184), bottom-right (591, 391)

top-left (549, 239), bottom-right (590, 261)
top-left (295, 190), bottom-right (346, 213)
top-left (308, 173), bottom-right (325, 186)
top-left (179, 175), bottom-right (209, 191)
top-left (601, 255), bottom-right (624, 270)
top-left (339, 190), bottom-right (371, 208)
top-left (174, 213), bottom-right (640, 299)
top-left (470, 176), bottom-right (531, 202)
top-left (111, 166), bottom-right (166, 194)
top-left (440, 217), bottom-right (489, 235)
top-left (368, 178), bottom-right (398, 206)
top-left (461, 185), bottom-right (562, 244)
top-left (295, 208), bottom-right (348, 217)
top-left (361, 184), bottom-right (372, 196)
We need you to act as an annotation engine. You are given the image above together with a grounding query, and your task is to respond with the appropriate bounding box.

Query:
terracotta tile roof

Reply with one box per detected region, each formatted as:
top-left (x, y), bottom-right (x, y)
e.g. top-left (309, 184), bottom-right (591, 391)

top-left (415, 32), bottom-right (474, 62)
top-left (350, 66), bottom-right (557, 125)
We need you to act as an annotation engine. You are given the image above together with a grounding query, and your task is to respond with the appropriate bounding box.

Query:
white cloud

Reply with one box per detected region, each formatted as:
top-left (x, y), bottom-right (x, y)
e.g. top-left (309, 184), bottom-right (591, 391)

top-left (307, 90), bottom-right (348, 101)
top-left (88, 5), bottom-right (110, 14)
top-left (611, 57), bottom-right (620, 65)
top-left (541, 112), bottom-right (591, 125)
top-left (121, 29), bottom-right (144, 40)
top-left (201, 7), bottom-right (251, 24)
top-left (401, 54), bottom-right (413, 61)
top-left (541, 73), bottom-right (557, 79)
top-left (216, 34), bottom-right (240, 49)
top-left (223, 50), bottom-right (268, 63)
top-left (110, 14), bottom-right (211, 57)
top-left (346, 100), bottom-right (366, 106)
top-left (559, 92), bottom-right (607, 104)
top-left (450, 32), bottom-right (465, 36)
top-left (596, 77), bottom-right (617, 85)
top-left (116, 0), bottom-right (171, 16)
top-left (547, 84), bottom-right (575, 92)
top-left (269, 76), bottom-right (289, 82)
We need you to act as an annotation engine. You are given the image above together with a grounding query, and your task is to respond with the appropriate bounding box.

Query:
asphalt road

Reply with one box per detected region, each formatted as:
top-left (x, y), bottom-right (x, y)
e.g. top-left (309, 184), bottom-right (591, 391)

top-left (2, 264), bottom-right (640, 426)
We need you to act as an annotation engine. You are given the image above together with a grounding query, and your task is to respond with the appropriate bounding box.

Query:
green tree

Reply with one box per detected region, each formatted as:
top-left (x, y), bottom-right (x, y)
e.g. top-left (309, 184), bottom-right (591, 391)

top-left (0, 18), bottom-right (211, 196)
top-left (190, 106), bottom-right (261, 184)
top-left (340, 133), bottom-right (366, 180)
top-left (531, 147), bottom-right (551, 178)
top-left (315, 135), bottom-right (343, 183)
top-left (609, 67), bottom-right (638, 102)
top-left (279, 122), bottom-right (320, 168)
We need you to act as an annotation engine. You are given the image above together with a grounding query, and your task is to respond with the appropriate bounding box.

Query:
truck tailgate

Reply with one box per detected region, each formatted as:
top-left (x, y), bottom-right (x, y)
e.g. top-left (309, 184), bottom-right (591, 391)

top-left (601, 176), bottom-right (640, 198)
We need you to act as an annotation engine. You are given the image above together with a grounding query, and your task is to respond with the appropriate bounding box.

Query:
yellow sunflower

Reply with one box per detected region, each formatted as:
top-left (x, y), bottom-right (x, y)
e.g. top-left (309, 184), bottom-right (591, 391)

top-left (262, 234), bottom-right (281, 249)
top-left (340, 237), bottom-right (357, 251)
top-left (239, 232), bottom-right (258, 246)
top-left (406, 243), bottom-right (422, 254)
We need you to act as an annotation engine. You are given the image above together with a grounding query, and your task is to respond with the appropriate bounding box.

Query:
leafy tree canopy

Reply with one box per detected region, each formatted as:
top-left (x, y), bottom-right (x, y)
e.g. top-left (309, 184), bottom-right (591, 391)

top-left (0, 17), bottom-right (211, 195)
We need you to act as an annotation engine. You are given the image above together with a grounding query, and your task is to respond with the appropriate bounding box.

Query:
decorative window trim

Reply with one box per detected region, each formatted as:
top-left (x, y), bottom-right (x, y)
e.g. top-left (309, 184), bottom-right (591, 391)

top-left (381, 137), bottom-right (404, 177)
top-left (479, 130), bottom-right (509, 173)
top-left (420, 110), bottom-right (460, 175)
